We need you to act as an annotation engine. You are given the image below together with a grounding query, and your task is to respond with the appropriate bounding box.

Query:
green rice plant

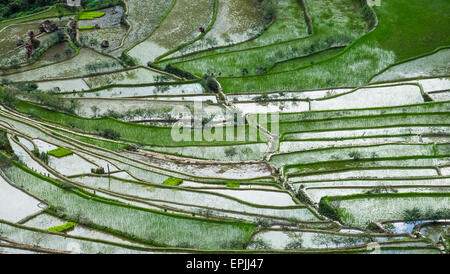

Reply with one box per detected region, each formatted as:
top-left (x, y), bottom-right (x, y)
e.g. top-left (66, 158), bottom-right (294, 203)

top-left (50, 128), bottom-right (128, 151)
top-left (128, 0), bottom-right (216, 64)
top-left (226, 182), bottom-right (240, 188)
top-left (329, 193), bottom-right (450, 226)
top-left (47, 147), bottom-right (73, 158)
top-left (78, 12), bottom-right (105, 20)
top-left (10, 99), bottom-right (266, 147)
top-left (217, 0), bottom-right (450, 93)
top-left (159, 0), bottom-right (367, 78)
top-left (163, 177), bottom-right (183, 186)
top-left (78, 26), bottom-right (95, 30)
top-left (1, 157), bottom-right (255, 249)
top-left (46, 222), bottom-right (77, 233)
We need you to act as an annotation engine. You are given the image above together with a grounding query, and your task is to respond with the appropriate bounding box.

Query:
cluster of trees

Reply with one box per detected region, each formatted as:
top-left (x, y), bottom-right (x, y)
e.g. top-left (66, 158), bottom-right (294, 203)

top-left (259, 0), bottom-right (277, 23)
top-left (0, 0), bottom-right (57, 20)
top-left (81, 0), bottom-right (123, 10)
top-left (403, 207), bottom-right (450, 224)
top-left (0, 0), bottom-right (124, 20)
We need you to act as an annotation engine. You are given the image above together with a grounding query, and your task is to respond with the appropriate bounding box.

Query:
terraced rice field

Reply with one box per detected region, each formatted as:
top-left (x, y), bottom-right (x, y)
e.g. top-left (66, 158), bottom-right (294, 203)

top-left (0, 0), bottom-right (448, 255)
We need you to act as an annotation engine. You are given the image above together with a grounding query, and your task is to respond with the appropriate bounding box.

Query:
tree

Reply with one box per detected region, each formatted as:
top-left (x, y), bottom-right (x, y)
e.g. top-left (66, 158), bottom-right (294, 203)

top-left (403, 207), bottom-right (422, 224)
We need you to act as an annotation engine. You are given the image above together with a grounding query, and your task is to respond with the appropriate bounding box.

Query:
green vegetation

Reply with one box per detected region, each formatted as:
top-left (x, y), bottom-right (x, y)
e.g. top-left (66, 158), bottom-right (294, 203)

top-left (0, 0), bottom-right (447, 254)
top-left (226, 182), bottom-right (240, 188)
top-left (51, 128), bottom-right (128, 151)
top-left (403, 207), bottom-right (450, 224)
top-left (163, 177), bottom-right (183, 186)
top-left (78, 26), bottom-right (94, 30)
top-left (0, 5), bottom-right (75, 30)
top-left (217, 0), bottom-right (450, 93)
top-left (8, 98), bottom-right (265, 147)
top-left (1, 155), bottom-right (256, 249)
top-left (284, 238), bottom-right (303, 250)
top-left (162, 0), bottom-right (367, 80)
top-left (0, 0), bottom-right (58, 21)
top-left (0, 128), bottom-right (13, 155)
top-left (32, 149), bottom-right (49, 164)
top-left (318, 197), bottom-right (341, 222)
top-left (78, 11), bottom-right (105, 20)
top-left (46, 222), bottom-right (77, 233)
top-left (47, 147), bottom-right (73, 158)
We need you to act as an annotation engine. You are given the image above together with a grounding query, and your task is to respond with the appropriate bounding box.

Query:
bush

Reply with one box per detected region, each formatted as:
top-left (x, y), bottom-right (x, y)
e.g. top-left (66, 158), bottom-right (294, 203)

top-left (348, 151), bottom-right (362, 161)
top-left (247, 237), bottom-right (271, 250)
top-left (0, 129), bottom-right (12, 154)
top-left (100, 129), bottom-right (121, 140)
top-left (284, 238), bottom-right (303, 250)
top-left (403, 207), bottom-right (450, 223)
top-left (224, 147), bottom-right (237, 157)
top-left (60, 181), bottom-right (76, 190)
top-left (261, 0), bottom-right (277, 23)
top-left (318, 197), bottom-right (342, 222)
top-left (32, 149), bottom-right (49, 164)
top-left (119, 53), bottom-right (137, 67)
top-left (220, 239), bottom-right (244, 250)
top-left (0, 89), bottom-right (18, 107)
top-left (402, 207), bottom-right (422, 224)
top-left (255, 217), bottom-right (270, 228)
top-left (91, 167), bottom-right (105, 174)
top-left (31, 39), bottom-right (41, 49)
top-left (202, 74), bottom-right (219, 93)
top-left (165, 64), bottom-right (197, 80)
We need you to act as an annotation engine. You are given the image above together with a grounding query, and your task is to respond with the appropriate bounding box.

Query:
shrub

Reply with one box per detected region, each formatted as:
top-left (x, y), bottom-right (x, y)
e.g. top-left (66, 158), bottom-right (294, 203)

top-left (0, 89), bottom-right (18, 107)
top-left (285, 238), bottom-right (303, 250)
top-left (318, 197), bottom-right (342, 222)
top-left (91, 167), bottom-right (105, 174)
top-left (60, 181), bottom-right (76, 190)
top-left (224, 147), bottom-right (237, 157)
top-left (202, 74), bottom-right (219, 93)
top-left (247, 237), bottom-right (271, 250)
top-left (0, 129), bottom-right (12, 154)
top-left (164, 64), bottom-right (197, 80)
top-left (348, 151), bottom-right (362, 161)
top-left (402, 207), bottom-right (422, 224)
top-left (220, 239), bottom-right (244, 250)
top-left (100, 129), bottom-right (121, 140)
top-left (31, 39), bottom-right (41, 49)
top-left (255, 217), bottom-right (270, 228)
top-left (383, 223), bottom-right (395, 233)
top-left (261, 0), bottom-right (277, 23)
top-left (32, 149), bottom-right (49, 164)
top-left (119, 53), bottom-right (137, 67)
